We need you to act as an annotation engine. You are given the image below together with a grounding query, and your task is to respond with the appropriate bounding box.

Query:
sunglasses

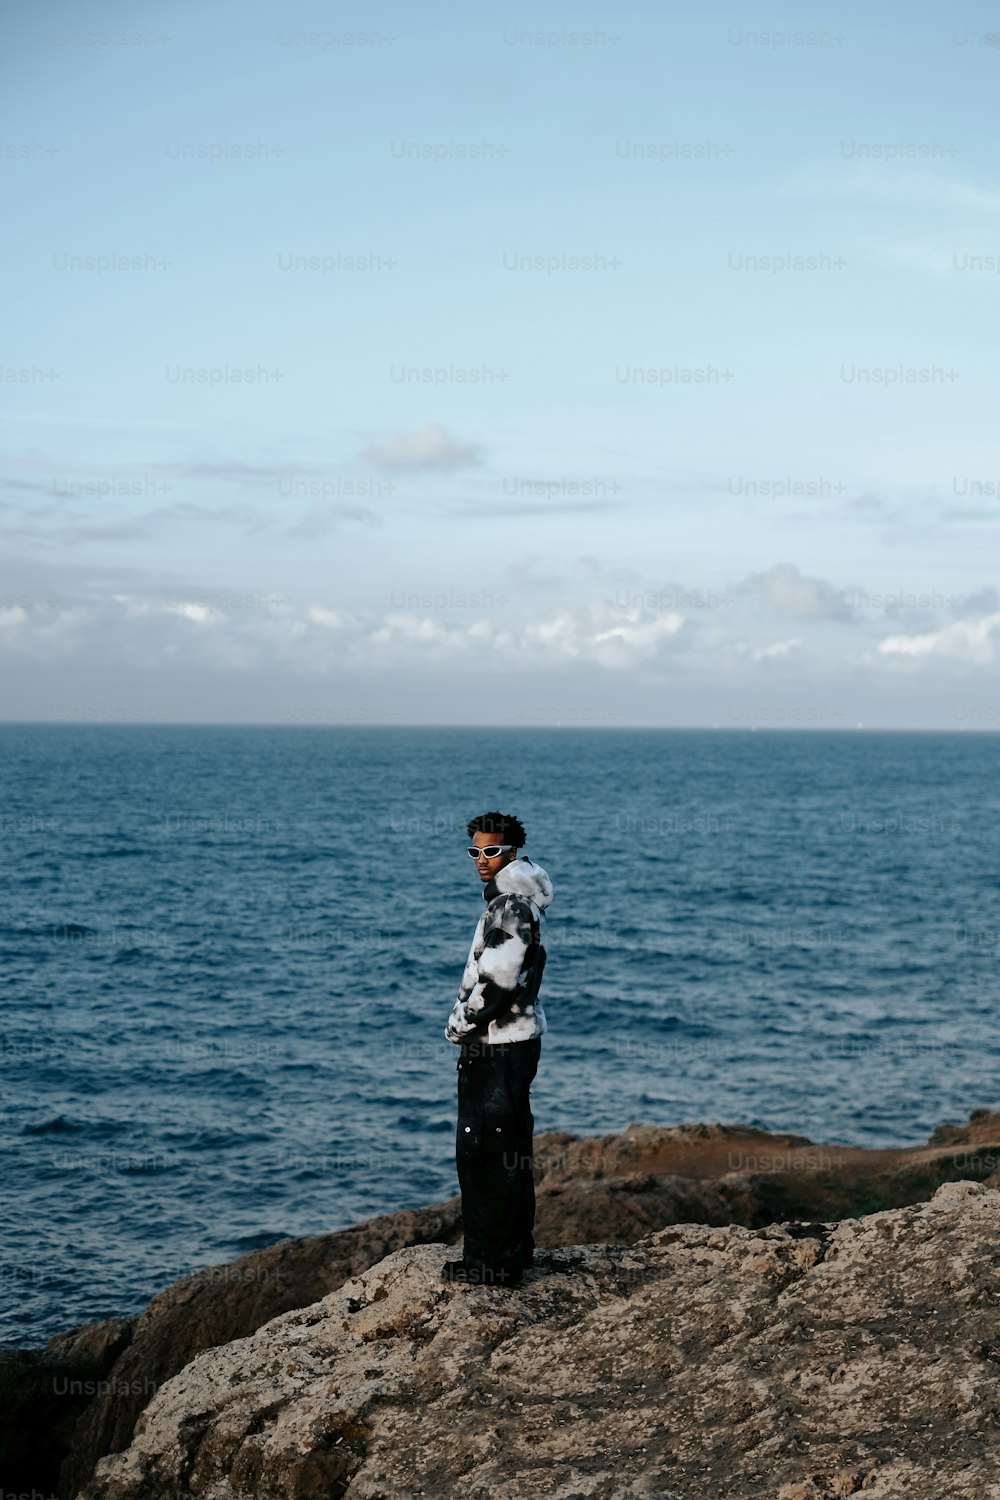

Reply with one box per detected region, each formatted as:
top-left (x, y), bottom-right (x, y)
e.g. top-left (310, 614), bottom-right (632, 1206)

top-left (466, 844), bottom-right (514, 859)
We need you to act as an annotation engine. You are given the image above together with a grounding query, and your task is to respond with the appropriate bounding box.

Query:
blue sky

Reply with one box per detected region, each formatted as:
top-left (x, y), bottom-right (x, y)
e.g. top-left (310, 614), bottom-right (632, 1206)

top-left (3, 0), bottom-right (999, 725)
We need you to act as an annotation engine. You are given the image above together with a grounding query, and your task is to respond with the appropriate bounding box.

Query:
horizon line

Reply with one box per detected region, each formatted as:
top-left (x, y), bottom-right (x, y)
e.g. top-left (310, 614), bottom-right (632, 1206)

top-left (0, 721), bottom-right (996, 734)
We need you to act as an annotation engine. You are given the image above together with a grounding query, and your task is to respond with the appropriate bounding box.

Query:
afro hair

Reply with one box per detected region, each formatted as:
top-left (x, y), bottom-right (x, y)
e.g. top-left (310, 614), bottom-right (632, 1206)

top-left (467, 810), bottom-right (526, 848)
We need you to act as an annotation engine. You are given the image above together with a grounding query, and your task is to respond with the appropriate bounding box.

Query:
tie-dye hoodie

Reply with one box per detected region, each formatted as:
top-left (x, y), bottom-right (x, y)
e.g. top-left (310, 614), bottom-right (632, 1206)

top-left (444, 855), bottom-right (553, 1046)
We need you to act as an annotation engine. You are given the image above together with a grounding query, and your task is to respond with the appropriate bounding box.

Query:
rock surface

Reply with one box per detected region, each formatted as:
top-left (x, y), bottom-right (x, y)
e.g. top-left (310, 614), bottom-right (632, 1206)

top-left (56, 1202), bottom-right (464, 1500)
top-left (0, 1317), bottom-right (132, 1498)
top-left (78, 1181), bottom-right (1000, 1500)
top-left (7, 1108), bottom-right (998, 1497)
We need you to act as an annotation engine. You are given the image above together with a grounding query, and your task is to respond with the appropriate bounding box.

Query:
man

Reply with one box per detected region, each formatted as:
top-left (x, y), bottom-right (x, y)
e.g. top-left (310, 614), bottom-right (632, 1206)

top-left (442, 810), bottom-right (552, 1289)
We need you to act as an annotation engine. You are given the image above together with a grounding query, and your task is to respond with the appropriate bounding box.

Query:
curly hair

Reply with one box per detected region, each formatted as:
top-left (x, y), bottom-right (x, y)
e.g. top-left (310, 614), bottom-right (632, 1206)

top-left (467, 809), bottom-right (526, 847)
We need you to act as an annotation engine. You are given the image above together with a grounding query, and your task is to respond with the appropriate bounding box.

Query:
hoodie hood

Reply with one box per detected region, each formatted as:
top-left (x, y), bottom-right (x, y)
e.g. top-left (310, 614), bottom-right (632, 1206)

top-left (483, 855), bottom-right (553, 913)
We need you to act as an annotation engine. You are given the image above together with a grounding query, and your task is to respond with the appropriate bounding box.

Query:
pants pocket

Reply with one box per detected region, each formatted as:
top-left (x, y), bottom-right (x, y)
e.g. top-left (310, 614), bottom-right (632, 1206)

top-left (456, 1113), bottom-right (484, 1165)
top-left (482, 1113), bottom-right (519, 1163)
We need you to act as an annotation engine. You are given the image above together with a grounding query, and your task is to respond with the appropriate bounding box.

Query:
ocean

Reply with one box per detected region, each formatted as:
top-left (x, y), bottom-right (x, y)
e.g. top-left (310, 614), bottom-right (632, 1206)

top-left (3, 725), bottom-right (998, 1347)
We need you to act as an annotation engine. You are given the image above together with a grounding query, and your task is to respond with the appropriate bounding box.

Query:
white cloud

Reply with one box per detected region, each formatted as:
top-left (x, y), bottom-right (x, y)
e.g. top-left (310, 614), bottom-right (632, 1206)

top-left (306, 606), bottom-right (355, 631)
top-left (752, 638), bottom-right (801, 660)
top-left (878, 612), bottom-right (1000, 664)
top-left (5, 569), bottom-right (1000, 722)
top-left (165, 602), bottom-right (222, 625)
top-left (364, 422), bottom-right (481, 472)
top-left (369, 614), bottom-right (456, 650)
top-left (592, 609), bottom-right (685, 661)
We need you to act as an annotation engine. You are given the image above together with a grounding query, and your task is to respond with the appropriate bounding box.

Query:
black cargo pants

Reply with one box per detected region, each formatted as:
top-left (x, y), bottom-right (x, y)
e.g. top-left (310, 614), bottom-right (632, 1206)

top-left (456, 1036), bottom-right (541, 1272)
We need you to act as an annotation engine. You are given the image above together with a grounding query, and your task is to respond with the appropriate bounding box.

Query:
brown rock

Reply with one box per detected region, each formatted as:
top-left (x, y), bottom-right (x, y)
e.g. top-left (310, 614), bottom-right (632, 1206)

top-left (58, 1201), bottom-right (462, 1499)
top-left (78, 1182), bottom-right (1000, 1499)
top-left (6, 1106), bottom-right (997, 1497)
top-left (927, 1106), bottom-right (1000, 1147)
top-left (0, 1317), bottom-right (132, 1497)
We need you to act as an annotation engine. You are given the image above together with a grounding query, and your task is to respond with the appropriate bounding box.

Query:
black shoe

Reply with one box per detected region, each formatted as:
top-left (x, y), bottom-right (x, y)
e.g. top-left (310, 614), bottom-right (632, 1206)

top-left (442, 1259), bottom-right (522, 1288)
top-left (441, 1259), bottom-right (475, 1284)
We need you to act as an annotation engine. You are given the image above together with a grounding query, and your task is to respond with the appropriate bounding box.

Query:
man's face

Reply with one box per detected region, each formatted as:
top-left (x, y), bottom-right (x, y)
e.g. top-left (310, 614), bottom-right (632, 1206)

top-left (470, 830), bottom-right (518, 884)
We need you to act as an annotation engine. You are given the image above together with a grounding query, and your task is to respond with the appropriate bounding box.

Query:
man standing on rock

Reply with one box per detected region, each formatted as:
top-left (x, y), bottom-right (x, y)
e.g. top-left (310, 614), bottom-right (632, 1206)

top-left (442, 811), bottom-right (552, 1289)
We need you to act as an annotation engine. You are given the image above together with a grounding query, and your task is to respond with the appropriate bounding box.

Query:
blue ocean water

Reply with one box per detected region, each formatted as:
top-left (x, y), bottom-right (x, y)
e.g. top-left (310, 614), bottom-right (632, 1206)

top-left (2, 725), bottom-right (998, 1347)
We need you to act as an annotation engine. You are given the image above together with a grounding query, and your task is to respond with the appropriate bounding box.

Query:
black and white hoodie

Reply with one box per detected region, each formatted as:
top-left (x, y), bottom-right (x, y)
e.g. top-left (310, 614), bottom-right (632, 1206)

top-left (444, 855), bottom-right (553, 1046)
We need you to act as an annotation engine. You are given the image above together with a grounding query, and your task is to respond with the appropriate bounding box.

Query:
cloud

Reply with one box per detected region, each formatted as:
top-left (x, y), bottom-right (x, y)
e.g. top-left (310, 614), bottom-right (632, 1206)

top-left (306, 606), bottom-right (357, 631)
top-left (151, 501), bottom-right (270, 533)
top-left (751, 638), bottom-right (801, 660)
top-left (0, 498), bottom-right (274, 549)
top-left (165, 602), bottom-right (223, 625)
top-left (953, 586), bottom-right (999, 619)
top-left (286, 505), bottom-right (380, 538)
top-left (943, 507), bottom-right (1000, 525)
top-left (741, 563), bottom-right (854, 622)
top-left (505, 558), bottom-right (569, 589)
top-left (161, 460), bottom-right (302, 484)
top-left (364, 422), bottom-right (481, 472)
top-left (589, 609), bottom-right (685, 665)
top-left (0, 586), bottom-right (694, 675)
top-left (1, 459), bottom-right (290, 489)
top-left (878, 612), bottom-right (1000, 664)
top-left (445, 497), bottom-right (615, 517)
top-left (6, 567), bottom-right (1000, 714)
top-left (0, 478), bottom-right (60, 495)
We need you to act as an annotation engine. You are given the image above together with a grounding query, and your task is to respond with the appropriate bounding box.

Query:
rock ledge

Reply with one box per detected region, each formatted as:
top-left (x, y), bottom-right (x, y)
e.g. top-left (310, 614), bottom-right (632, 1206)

top-left (80, 1181), bottom-right (1000, 1500)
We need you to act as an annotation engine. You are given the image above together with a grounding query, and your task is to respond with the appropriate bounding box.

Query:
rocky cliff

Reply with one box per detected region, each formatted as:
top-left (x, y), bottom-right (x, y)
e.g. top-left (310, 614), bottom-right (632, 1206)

top-left (4, 1109), bottom-right (1000, 1498)
top-left (78, 1181), bottom-right (1000, 1499)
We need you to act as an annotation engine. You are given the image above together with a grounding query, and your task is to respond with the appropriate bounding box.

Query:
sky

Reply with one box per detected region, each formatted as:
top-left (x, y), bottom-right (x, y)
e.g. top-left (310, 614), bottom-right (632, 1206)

top-left (2, 0), bottom-right (999, 727)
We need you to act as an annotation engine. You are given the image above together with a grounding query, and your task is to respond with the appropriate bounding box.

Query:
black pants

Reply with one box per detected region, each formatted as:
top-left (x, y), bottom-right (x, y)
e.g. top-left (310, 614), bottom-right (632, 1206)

top-left (456, 1036), bottom-right (541, 1271)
